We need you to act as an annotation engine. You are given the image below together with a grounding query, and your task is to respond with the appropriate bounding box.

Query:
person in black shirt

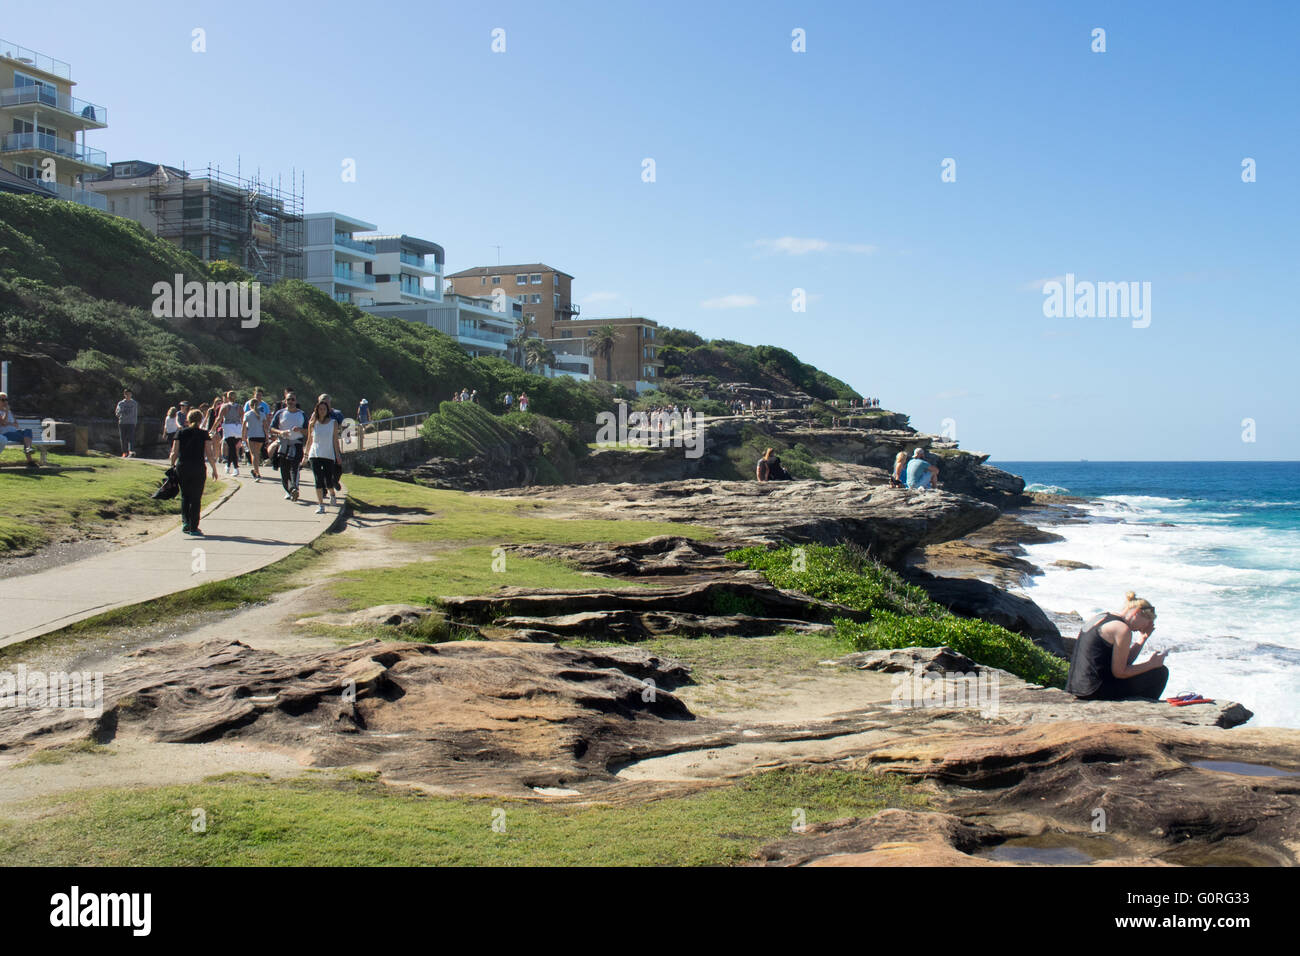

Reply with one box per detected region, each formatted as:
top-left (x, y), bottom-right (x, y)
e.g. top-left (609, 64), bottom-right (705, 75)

top-left (1066, 591), bottom-right (1169, 700)
top-left (169, 409), bottom-right (217, 536)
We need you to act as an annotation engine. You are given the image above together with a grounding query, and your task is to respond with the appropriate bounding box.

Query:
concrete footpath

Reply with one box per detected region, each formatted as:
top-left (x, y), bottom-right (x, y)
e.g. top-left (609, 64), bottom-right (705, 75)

top-left (0, 462), bottom-right (345, 648)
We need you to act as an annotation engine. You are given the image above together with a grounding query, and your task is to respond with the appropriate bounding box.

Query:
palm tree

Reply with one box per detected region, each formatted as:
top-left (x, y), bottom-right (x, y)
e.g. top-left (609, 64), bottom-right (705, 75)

top-left (523, 338), bottom-right (554, 373)
top-left (590, 323), bottom-right (622, 382)
top-left (509, 314), bottom-right (536, 368)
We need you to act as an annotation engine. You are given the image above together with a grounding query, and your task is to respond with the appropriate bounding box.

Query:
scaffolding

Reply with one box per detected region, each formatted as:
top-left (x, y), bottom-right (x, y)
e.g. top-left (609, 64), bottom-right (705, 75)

top-left (149, 161), bottom-right (304, 284)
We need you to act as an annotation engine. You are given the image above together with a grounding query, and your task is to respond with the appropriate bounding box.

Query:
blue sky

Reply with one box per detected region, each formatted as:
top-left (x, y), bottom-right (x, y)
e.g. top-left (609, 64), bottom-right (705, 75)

top-left (8, 0), bottom-right (1297, 459)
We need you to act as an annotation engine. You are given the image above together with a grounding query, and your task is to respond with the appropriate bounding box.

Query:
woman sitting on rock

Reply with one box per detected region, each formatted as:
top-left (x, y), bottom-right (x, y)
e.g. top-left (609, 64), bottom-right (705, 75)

top-left (889, 451), bottom-right (907, 488)
top-left (1065, 591), bottom-right (1169, 701)
top-left (756, 447), bottom-right (774, 482)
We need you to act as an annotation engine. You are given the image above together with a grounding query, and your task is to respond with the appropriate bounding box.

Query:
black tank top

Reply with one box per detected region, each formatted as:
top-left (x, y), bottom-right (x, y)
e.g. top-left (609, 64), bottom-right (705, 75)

top-left (1065, 612), bottom-right (1124, 697)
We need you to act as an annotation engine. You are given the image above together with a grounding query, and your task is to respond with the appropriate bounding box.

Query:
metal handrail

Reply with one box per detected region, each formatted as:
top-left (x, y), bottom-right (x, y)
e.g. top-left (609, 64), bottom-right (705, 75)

top-left (343, 411), bottom-right (429, 452)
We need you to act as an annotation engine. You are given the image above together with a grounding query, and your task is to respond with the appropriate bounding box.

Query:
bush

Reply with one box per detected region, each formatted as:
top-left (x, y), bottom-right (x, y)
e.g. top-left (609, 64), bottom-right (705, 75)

top-left (729, 544), bottom-right (1067, 687)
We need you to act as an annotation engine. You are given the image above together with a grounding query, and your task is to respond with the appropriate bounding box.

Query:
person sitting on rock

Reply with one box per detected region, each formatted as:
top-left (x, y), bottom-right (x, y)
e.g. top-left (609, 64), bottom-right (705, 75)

top-left (767, 454), bottom-right (792, 481)
top-left (889, 451), bottom-right (907, 488)
top-left (904, 448), bottom-right (939, 489)
top-left (1065, 592), bottom-right (1169, 701)
top-left (756, 447), bottom-right (775, 482)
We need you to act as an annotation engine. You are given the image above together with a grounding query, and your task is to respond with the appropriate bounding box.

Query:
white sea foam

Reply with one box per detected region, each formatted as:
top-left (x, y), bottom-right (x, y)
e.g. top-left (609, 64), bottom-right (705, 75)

top-left (1016, 499), bottom-right (1300, 728)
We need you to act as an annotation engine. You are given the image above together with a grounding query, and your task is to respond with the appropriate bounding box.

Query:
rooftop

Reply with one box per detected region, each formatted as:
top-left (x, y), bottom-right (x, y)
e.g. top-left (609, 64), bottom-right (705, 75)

top-left (446, 263), bottom-right (573, 280)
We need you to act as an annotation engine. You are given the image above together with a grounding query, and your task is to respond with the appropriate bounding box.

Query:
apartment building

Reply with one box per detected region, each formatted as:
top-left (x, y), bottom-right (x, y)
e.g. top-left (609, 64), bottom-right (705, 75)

top-left (88, 161), bottom-right (304, 283)
top-left (552, 316), bottom-right (664, 391)
top-left (373, 293), bottom-right (522, 361)
top-left (0, 38), bottom-right (108, 209)
top-left (444, 264), bottom-right (577, 338)
top-left (364, 234), bottom-right (444, 305)
top-left (303, 212), bottom-right (380, 306)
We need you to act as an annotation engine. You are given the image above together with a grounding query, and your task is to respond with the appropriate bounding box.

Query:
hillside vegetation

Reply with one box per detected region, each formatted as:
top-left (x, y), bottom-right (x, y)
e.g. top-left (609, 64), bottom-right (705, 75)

top-left (0, 195), bottom-right (860, 429)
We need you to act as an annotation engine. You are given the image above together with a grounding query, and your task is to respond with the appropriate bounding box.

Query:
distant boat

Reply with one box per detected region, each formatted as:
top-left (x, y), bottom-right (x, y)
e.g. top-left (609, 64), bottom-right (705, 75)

top-left (1080, 458), bottom-right (1089, 462)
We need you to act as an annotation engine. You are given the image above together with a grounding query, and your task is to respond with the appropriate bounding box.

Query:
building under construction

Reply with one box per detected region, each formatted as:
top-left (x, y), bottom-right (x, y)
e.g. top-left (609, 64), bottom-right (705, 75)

top-left (86, 160), bottom-right (304, 284)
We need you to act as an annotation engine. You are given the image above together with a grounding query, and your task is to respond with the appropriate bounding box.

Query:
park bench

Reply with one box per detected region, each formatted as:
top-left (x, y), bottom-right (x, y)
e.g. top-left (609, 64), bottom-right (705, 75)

top-left (0, 417), bottom-right (65, 465)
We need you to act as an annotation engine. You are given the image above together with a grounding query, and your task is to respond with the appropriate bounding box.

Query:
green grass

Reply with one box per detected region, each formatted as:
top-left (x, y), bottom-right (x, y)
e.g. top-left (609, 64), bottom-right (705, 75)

top-left (0, 766), bottom-right (925, 866)
top-left (326, 545), bottom-right (638, 609)
top-left (346, 474), bottom-right (715, 545)
top-left (0, 452), bottom-right (225, 552)
top-left (730, 544), bottom-right (1068, 688)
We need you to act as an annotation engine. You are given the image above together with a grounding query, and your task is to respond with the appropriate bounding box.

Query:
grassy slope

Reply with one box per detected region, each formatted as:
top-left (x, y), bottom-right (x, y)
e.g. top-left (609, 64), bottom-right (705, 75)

top-left (0, 453), bottom-right (224, 552)
top-left (0, 767), bottom-right (924, 866)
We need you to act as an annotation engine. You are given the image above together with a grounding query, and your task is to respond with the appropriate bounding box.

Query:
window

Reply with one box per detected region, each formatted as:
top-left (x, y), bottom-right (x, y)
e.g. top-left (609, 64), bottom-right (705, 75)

top-left (480, 276), bottom-right (486, 286)
top-left (516, 274), bottom-right (527, 284)
top-left (492, 276), bottom-right (501, 285)
top-left (13, 162), bottom-right (36, 180)
top-left (530, 274), bottom-right (541, 284)
top-left (553, 294), bottom-right (559, 307)
top-left (531, 294), bottom-right (542, 304)
top-left (553, 274), bottom-right (559, 288)
top-left (561, 331), bottom-right (572, 338)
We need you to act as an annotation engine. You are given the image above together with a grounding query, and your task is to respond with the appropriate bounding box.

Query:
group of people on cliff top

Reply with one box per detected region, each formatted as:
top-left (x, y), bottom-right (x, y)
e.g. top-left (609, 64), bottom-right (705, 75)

top-left (162, 387), bottom-right (364, 536)
top-left (502, 391), bottom-right (530, 412)
top-left (832, 397), bottom-right (880, 408)
top-left (453, 388), bottom-right (479, 404)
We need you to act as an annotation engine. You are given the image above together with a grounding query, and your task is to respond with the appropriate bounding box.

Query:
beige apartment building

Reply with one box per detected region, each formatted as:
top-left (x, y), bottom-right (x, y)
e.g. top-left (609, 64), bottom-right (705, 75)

top-left (0, 38), bottom-right (108, 208)
top-left (551, 316), bottom-right (665, 391)
top-left (444, 264), bottom-right (578, 338)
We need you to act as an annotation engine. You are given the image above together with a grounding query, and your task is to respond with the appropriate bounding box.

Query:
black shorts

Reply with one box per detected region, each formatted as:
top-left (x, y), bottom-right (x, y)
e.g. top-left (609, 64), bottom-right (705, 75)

top-left (247, 436), bottom-right (265, 445)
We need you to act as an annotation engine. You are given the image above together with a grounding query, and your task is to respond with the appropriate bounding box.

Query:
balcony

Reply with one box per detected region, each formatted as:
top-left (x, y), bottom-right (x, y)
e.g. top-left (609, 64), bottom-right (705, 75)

top-left (14, 175), bottom-right (108, 210)
top-left (559, 301), bottom-right (581, 316)
top-left (334, 233), bottom-right (376, 255)
top-left (0, 39), bottom-right (71, 80)
top-left (400, 251), bottom-right (441, 275)
top-left (333, 265), bottom-right (375, 288)
top-left (1, 130), bottom-right (106, 169)
top-left (400, 282), bottom-right (439, 301)
top-left (0, 86), bottom-right (107, 128)
top-left (457, 324), bottom-right (511, 348)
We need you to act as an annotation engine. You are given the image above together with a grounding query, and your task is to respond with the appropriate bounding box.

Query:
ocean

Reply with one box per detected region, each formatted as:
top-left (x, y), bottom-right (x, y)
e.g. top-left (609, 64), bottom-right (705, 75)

top-left (991, 461), bottom-right (1300, 729)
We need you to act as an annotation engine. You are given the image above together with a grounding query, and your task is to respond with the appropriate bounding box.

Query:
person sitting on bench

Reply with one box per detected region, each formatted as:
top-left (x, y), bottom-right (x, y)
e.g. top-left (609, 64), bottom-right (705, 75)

top-left (0, 392), bottom-right (37, 467)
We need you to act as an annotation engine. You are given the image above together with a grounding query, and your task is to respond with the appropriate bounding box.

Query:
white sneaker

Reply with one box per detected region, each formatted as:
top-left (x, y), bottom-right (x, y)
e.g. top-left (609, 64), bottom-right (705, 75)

top-left (329, 493), bottom-right (337, 506)
top-left (284, 492), bottom-right (292, 500)
top-left (315, 505), bottom-right (326, 514)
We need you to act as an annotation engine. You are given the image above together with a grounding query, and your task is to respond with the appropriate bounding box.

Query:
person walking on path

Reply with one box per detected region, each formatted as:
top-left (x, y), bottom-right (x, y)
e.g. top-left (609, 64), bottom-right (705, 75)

top-left (0, 392), bottom-right (38, 467)
top-left (317, 394), bottom-right (345, 497)
top-left (241, 398), bottom-right (268, 481)
top-left (306, 399), bottom-right (343, 513)
top-left (356, 398), bottom-right (370, 450)
top-left (271, 393), bottom-right (307, 500)
top-left (163, 406), bottom-right (179, 445)
top-left (115, 388), bottom-right (139, 458)
top-left (217, 390), bottom-right (243, 476)
top-left (169, 408), bottom-right (218, 536)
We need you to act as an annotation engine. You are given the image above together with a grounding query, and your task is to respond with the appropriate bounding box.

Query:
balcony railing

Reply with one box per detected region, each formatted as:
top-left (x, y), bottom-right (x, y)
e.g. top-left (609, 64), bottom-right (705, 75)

top-left (1, 130), bottom-right (106, 167)
top-left (457, 324), bottom-right (511, 346)
top-left (0, 86), bottom-right (107, 125)
top-left (400, 283), bottom-right (438, 299)
top-left (334, 233), bottom-right (375, 254)
top-left (0, 39), bottom-right (71, 80)
top-left (19, 176), bottom-right (108, 210)
top-left (333, 265), bottom-right (375, 287)
top-left (560, 302), bottom-right (581, 316)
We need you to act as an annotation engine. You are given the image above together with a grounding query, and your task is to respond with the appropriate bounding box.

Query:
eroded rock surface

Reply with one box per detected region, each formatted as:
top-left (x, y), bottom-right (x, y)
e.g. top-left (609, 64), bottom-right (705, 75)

top-left (501, 479), bottom-right (999, 566)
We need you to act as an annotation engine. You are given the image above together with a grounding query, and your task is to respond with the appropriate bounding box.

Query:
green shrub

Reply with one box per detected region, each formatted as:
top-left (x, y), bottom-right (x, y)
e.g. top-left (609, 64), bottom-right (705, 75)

top-left (729, 543), bottom-right (1066, 687)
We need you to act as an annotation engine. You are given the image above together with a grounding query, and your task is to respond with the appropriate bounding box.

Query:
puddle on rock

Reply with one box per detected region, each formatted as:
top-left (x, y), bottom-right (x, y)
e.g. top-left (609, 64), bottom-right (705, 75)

top-left (1191, 760), bottom-right (1299, 778)
top-left (973, 832), bottom-right (1113, 865)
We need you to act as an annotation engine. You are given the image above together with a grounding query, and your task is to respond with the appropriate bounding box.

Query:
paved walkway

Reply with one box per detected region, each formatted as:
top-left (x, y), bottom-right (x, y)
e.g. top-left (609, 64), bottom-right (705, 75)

top-left (0, 462), bottom-right (345, 648)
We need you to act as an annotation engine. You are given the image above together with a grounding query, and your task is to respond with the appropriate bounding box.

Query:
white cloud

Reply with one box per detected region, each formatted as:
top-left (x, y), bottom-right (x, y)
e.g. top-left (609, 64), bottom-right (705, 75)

top-left (752, 237), bottom-right (878, 256)
top-left (581, 291), bottom-right (619, 304)
top-left (701, 294), bottom-right (759, 309)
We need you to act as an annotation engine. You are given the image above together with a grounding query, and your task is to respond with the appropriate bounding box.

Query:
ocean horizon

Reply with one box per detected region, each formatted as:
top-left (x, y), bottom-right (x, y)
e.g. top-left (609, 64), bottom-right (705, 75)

top-left (992, 460), bottom-right (1300, 729)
